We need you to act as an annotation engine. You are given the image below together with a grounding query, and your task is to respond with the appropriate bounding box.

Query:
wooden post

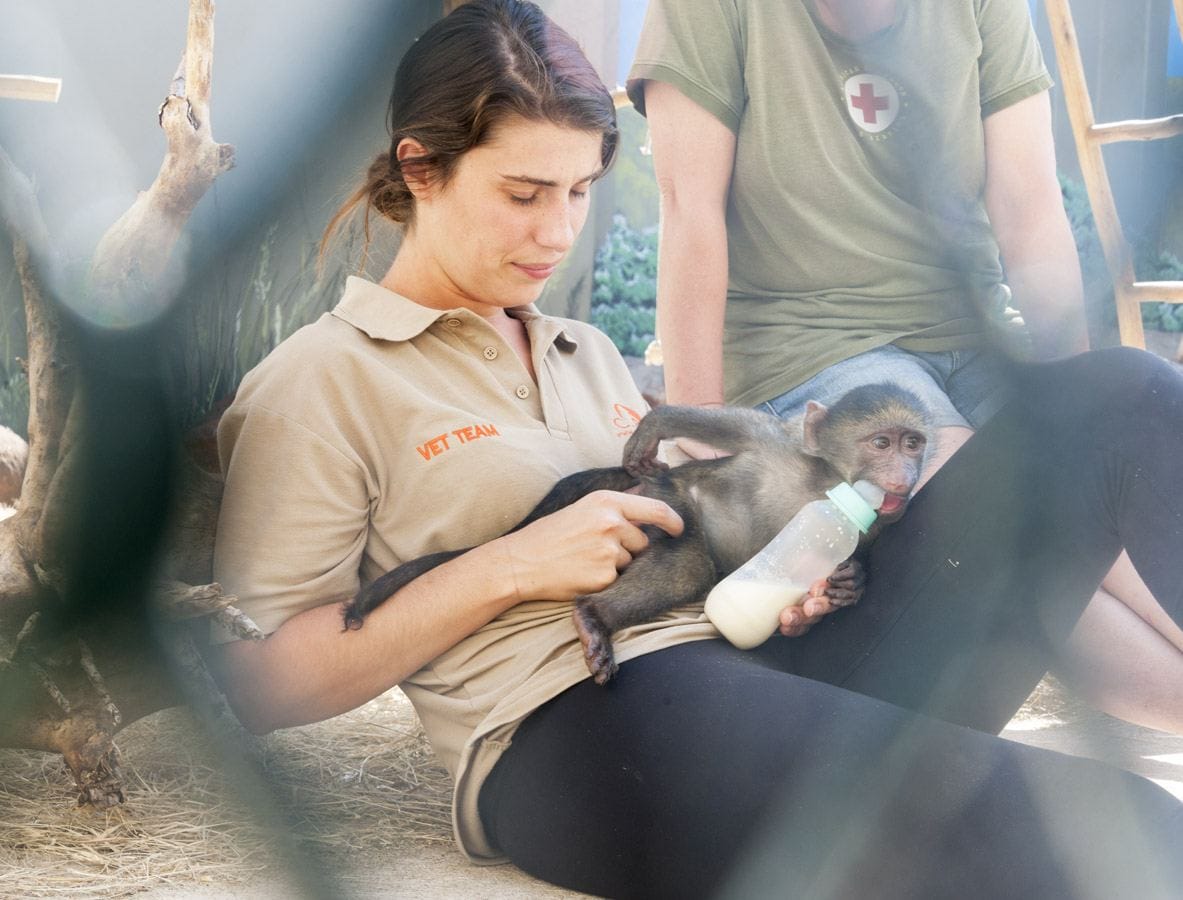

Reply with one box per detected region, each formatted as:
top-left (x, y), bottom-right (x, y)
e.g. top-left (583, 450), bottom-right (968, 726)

top-left (1044, 0), bottom-right (1183, 348)
top-left (1045, 0), bottom-right (1143, 345)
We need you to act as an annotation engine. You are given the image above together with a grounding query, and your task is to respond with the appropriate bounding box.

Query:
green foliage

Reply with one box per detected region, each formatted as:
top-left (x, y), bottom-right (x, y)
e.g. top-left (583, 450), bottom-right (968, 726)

top-left (591, 214), bottom-right (657, 357)
top-left (0, 372), bottom-right (29, 439)
top-left (165, 223), bottom-right (360, 427)
top-left (611, 107), bottom-right (659, 230)
top-left (1059, 173), bottom-right (1107, 281)
top-left (0, 241), bottom-right (29, 435)
top-left (1060, 173), bottom-right (1183, 333)
top-left (1137, 249), bottom-right (1183, 332)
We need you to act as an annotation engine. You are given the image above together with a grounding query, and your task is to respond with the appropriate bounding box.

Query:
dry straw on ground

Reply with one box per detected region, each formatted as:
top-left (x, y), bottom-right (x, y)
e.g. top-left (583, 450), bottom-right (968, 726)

top-left (0, 690), bottom-right (452, 899)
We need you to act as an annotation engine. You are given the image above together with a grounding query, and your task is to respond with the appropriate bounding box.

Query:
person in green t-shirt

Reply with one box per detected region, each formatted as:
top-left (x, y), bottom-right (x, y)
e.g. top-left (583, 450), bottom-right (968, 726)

top-left (627, 0), bottom-right (1183, 732)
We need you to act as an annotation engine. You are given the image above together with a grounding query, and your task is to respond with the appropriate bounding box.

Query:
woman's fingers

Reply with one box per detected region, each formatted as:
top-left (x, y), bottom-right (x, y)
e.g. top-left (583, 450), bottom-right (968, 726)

top-left (604, 491), bottom-right (684, 538)
top-left (506, 491), bottom-right (684, 602)
top-left (616, 521), bottom-right (651, 558)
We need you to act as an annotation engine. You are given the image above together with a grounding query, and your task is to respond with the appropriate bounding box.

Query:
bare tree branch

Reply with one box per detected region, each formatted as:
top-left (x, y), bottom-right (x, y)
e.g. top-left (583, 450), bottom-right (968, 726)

top-left (185, 0), bottom-right (216, 122)
top-left (0, 0), bottom-right (257, 807)
top-left (88, 0), bottom-right (235, 323)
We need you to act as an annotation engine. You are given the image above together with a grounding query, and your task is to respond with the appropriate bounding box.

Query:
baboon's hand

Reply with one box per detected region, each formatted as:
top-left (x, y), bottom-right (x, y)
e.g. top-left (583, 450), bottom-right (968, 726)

top-left (823, 558), bottom-right (865, 608)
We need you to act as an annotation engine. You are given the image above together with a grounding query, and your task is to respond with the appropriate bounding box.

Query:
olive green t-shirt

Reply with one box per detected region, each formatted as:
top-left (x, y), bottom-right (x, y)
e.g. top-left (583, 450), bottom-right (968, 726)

top-left (628, 0), bottom-right (1052, 406)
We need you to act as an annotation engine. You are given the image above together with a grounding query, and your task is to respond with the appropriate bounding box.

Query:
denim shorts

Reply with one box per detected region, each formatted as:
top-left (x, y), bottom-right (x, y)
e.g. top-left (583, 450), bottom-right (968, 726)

top-left (758, 345), bottom-right (1015, 430)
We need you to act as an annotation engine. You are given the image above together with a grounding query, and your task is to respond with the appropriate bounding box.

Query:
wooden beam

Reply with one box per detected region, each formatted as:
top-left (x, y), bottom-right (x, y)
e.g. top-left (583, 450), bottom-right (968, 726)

top-left (1089, 115), bottom-right (1183, 144)
top-left (1130, 281), bottom-right (1183, 302)
top-left (1044, 0), bottom-right (1142, 343)
top-left (0, 75), bottom-right (61, 104)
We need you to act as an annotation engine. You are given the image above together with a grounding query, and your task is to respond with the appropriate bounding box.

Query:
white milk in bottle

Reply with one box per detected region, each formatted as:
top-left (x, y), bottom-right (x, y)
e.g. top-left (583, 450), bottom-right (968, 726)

top-left (704, 481), bottom-right (884, 649)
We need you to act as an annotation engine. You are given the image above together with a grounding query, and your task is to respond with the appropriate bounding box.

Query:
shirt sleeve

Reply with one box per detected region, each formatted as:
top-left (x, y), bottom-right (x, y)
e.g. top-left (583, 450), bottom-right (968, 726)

top-left (625, 0), bottom-right (746, 134)
top-left (977, 0), bottom-right (1053, 117)
top-left (211, 401), bottom-right (372, 641)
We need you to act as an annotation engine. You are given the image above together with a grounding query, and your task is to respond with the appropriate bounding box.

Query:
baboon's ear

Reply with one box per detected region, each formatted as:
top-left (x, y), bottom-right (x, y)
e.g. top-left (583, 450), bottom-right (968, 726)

top-left (802, 400), bottom-right (828, 456)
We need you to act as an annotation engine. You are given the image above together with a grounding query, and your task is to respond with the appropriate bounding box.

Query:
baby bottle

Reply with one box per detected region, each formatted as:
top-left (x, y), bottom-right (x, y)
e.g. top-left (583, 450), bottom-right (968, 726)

top-left (704, 480), bottom-right (884, 649)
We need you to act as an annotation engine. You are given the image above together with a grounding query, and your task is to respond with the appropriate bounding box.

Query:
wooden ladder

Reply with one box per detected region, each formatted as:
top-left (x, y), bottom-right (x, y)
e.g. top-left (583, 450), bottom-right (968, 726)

top-left (1044, 0), bottom-right (1183, 348)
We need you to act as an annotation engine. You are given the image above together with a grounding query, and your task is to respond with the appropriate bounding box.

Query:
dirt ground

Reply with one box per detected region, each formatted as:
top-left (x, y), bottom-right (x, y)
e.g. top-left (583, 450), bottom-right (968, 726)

top-left (112, 680), bottom-right (1183, 900)
top-left (137, 845), bottom-right (589, 900)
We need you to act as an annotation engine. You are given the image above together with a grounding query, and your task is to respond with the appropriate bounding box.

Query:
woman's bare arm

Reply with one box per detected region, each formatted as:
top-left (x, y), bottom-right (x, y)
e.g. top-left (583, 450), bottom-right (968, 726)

top-left (209, 490), bottom-right (684, 733)
top-left (645, 79), bottom-right (737, 408)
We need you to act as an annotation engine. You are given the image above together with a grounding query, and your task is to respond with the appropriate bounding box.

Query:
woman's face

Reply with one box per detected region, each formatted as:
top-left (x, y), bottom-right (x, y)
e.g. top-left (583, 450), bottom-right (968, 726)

top-left (402, 117), bottom-right (605, 316)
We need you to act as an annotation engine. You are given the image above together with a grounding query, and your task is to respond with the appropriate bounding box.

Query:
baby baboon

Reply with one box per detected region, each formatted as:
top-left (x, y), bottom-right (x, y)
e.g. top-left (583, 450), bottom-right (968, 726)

top-left (345, 382), bottom-right (931, 684)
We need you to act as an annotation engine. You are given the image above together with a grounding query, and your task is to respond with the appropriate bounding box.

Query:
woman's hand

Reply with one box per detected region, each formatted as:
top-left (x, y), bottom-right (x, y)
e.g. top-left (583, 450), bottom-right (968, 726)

top-left (778, 560), bottom-right (866, 637)
top-left (499, 490), bottom-right (684, 602)
top-left (778, 585), bottom-right (837, 637)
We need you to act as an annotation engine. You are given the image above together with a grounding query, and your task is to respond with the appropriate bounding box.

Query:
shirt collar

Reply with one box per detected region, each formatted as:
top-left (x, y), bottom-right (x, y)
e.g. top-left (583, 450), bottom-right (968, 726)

top-left (331, 275), bottom-right (579, 350)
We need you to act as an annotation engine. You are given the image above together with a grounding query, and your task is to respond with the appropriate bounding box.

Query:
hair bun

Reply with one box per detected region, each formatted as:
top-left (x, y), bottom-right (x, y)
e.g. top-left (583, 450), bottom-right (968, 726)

top-left (365, 151), bottom-right (412, 224)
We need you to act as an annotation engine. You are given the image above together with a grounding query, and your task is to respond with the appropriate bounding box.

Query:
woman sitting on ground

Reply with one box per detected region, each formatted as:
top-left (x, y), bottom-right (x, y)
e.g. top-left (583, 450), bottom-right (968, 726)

top-left (209, 2), bottom-right (1183, 897)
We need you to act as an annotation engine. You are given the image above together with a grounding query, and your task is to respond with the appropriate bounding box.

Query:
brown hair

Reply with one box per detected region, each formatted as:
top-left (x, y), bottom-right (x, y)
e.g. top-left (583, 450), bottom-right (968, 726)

top-left (322, 0), bottom-right (618, 262)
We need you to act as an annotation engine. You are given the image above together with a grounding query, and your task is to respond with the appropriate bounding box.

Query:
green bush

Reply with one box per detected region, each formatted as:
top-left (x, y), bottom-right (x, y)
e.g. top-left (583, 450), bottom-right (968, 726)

top-left (0, 372), bottom-right (29, 439)
top-left (591, 214), bottom-right (657, 357)
top-left (1138, 248), bottom-right (1183, 332)
top-left (165, 224), bottom-right (357, 427)
top-left (611, 106), bottom-right (659, 231)
top-left (1060, 173), bottom-right (1183, 333)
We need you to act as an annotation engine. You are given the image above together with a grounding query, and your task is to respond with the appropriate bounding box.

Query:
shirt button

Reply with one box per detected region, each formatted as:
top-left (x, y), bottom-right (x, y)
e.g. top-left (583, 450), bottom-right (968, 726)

top-left (515, 384), bottom-right (531, 399)
top-left (483, 346), bottom-right (499, 360)
top-left (445, 317), bottom-right (462, 328)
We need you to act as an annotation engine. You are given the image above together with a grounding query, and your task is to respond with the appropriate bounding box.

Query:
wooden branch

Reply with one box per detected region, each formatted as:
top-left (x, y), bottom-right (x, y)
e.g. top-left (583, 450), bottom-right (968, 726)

top-left (185, 0), bottom-right (215, 118)
top-left (154, 580), bottom-right (263, 640)
top-left (156, 581), bottom-right (237, 618)
top-left (0, 618), bottom-right (180, 806)
top-left (0, 75), bottom-right (62, 103)
top-left (88, 0), bottom-right (235, 323)
top-left (0, 143), bottom-right (74, 583)
top-left (0, 0), bottom-right (255, 809)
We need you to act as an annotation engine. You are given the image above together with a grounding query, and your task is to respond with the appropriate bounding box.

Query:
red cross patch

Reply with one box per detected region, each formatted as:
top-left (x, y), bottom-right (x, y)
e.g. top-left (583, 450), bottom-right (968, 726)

top-left (843, 74), bottom-right (899, 134)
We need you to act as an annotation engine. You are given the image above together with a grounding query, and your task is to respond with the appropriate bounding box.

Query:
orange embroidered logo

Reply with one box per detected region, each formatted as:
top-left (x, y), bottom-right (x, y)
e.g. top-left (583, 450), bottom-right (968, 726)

top-left (612, 403), bottom-right (643, 437)
top-left (417, 423), bottom-right (501, 460)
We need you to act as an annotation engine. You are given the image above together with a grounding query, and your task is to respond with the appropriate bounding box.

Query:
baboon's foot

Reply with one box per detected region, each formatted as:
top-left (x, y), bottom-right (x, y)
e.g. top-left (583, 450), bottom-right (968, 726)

top-left (573, 603), bottom-right (618, 685)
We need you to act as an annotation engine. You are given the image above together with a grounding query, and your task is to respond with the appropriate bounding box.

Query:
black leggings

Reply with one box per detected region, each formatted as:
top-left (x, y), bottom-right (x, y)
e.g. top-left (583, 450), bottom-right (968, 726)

top-left (478, 348), bottom-right (1183, 899)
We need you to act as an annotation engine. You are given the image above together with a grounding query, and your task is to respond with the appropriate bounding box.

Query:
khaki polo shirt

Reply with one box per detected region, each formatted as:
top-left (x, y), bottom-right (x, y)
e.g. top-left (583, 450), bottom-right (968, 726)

top-left (213, 276), bottom-right (718, 860)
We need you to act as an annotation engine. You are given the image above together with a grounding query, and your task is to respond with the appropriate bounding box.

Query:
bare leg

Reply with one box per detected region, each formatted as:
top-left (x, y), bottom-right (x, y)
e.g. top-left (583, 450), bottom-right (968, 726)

top-left (1102, 550), bottom-right (1183, 654)
top-left (1052, 589), bottom-right (1183, 735)
top-left (921, 431), bottom-right (1183, 734)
